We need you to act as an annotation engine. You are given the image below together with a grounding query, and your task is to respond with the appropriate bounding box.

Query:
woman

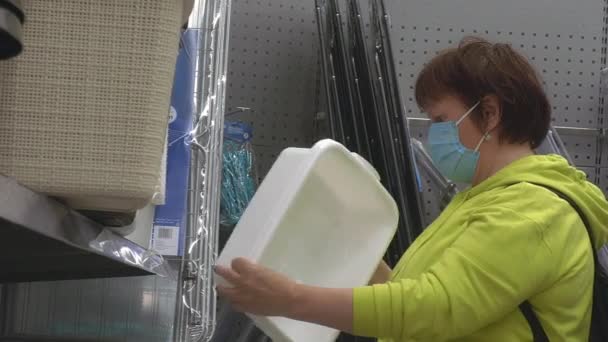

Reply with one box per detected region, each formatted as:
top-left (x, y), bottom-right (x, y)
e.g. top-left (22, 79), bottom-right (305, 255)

top-left (215, 37), bottom-right (608, 341)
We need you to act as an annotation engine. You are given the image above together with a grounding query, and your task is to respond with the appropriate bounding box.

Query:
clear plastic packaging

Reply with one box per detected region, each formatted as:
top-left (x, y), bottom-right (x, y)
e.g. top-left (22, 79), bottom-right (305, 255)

top-left (220, 121), bottom-right (257, 226)
top-left (90, 229), bottom-right (175, 279)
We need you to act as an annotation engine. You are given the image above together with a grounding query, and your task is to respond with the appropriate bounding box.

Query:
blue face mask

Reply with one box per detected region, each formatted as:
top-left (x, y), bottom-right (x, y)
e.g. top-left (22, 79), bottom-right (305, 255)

top-left (428, 102), bottom-right (488, 184)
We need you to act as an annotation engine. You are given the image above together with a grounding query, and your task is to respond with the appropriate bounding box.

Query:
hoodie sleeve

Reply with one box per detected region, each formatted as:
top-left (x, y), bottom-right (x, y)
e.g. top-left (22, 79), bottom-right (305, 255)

top-left (352, 206), bottom-right (556, 341)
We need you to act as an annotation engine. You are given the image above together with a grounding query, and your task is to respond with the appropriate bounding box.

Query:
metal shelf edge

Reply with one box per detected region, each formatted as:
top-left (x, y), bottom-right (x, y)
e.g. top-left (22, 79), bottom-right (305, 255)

top-left (0, 175), bottom-right (172, 283)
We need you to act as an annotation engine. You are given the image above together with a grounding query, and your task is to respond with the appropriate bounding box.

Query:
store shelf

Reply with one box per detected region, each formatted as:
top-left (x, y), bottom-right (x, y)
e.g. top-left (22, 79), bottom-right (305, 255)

top-left (0, 175), bottom-right (171, 283)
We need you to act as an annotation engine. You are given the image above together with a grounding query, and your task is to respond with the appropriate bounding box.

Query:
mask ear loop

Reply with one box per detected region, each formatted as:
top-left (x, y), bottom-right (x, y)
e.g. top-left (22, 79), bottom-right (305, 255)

top-left (457, 101), bottom-right (487, 152)
top-left (474, 132), bottom-right (491, 152)
top-left (456, 101), bottom-right (481, 126)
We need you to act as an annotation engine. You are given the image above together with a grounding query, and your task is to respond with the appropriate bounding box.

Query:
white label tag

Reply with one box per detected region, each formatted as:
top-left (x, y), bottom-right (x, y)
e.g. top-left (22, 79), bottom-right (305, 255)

top-left (151, 225), bottom-right (179, 255)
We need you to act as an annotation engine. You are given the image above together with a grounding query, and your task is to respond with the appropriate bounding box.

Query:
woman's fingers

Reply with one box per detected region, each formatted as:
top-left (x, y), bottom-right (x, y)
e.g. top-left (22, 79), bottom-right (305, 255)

top-left (217, 285), bottom-right (250, 313)
top-left (232, 257), bottom-right (255, 275)
top-left (216, 285), bottom-right (238, 298)
top-left (214, 258), bottom-right (299, 317)
top-left (214, 258), bottom-right (255, 285)
top-left (215, 264), bottom-right (241, 285)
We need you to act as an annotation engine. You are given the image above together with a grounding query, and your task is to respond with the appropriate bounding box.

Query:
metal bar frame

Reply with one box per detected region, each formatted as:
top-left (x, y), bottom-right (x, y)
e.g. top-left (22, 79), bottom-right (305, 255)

top-left (174, 0), bottom-right (233, 340)
top-left (371, 0), bottom-right (425, 253)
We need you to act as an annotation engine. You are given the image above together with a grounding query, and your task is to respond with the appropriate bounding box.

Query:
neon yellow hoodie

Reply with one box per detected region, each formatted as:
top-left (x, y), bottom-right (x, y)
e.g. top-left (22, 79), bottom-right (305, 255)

top-left (353, 154), bottom-right (608, 341)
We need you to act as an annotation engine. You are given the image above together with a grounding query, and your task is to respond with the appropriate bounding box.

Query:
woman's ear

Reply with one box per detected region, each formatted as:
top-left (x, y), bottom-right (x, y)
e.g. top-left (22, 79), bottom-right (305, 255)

top-left (480, 94), bottom-right (501, 132)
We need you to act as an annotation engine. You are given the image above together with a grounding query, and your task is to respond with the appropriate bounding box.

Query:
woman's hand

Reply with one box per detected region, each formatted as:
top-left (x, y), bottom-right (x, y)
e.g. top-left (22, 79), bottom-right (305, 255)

top-left (215, 258), bottom-right (354, 333)
top-left (215, 258), bottom-right (300, 317)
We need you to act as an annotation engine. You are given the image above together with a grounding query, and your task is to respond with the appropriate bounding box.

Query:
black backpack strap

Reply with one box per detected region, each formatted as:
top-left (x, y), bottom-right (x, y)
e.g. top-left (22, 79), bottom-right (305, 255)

top-left (519, 300), bottom-right (550, 342)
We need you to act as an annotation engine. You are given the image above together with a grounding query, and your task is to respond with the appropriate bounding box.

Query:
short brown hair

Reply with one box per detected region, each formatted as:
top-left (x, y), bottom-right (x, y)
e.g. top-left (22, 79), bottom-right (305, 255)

top-left (415, 37), bottom-right (550, 149)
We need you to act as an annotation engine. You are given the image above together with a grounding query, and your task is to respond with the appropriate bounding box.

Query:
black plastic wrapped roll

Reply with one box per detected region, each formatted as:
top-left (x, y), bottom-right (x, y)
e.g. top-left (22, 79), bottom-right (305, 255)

top-left (0, 0), bottom-right (24, 60)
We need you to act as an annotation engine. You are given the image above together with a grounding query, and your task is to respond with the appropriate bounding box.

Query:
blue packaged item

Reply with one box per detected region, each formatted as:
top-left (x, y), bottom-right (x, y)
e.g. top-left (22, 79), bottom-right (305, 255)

top-left (220, 121), bottom-right (257, 226)
top-left (151, 29), bottom-right (199, 256)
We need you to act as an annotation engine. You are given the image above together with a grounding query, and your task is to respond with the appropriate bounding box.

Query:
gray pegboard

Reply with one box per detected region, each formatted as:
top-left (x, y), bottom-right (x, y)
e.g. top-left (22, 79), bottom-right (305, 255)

top-left (225, 0), bottom-right (320, 176)
top-left (601, 137), bottom-right (608, 167)
top-left (252, 144), bottom-right (283, 181)
top-left (579, 166), bottom-right (598, 184)
top-left (385, 0), bottom-right (604, 129)
top-left (560, 134), bottom-right (599, 167)
top-left (408, 118), bottom-right (429, 142)
top-left (599, 167), bottom-right (608, 195)
top-left (419, 172), bottom-right (444, 227)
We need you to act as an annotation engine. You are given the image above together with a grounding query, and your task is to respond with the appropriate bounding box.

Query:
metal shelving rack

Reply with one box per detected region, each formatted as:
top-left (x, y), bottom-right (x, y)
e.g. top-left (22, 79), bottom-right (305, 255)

top-left (175, 0), bottom-right (233, 340)
top-left (0, 175), bottom-right (172, 283)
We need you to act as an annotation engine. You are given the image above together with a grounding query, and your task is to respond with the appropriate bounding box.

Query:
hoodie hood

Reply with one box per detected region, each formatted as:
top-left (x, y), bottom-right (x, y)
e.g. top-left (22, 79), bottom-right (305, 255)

top-left (466, 154), bottom-right (608, 251)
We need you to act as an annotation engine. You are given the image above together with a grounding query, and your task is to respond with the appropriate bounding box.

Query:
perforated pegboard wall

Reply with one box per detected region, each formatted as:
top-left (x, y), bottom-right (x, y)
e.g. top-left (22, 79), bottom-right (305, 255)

top-left (418, 172), bottom-right (444, 226)
top-left (561, 134), bottom-right (599, 167)
top-left (225, 0), bottom-right (319, 176)
top-left (386, 0), bottom-right (604, 128)
top-left (600, 167), bottom-right (608, 193)
top-left (581, 166), bottom-right (598, 184)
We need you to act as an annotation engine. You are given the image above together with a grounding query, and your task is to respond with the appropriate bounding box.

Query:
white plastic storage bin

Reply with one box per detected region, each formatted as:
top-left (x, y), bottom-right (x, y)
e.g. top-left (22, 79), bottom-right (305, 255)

top-left (216, 139), bottom-right (399, 342)
top-left (0, 0), bottom-right (187, 211)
